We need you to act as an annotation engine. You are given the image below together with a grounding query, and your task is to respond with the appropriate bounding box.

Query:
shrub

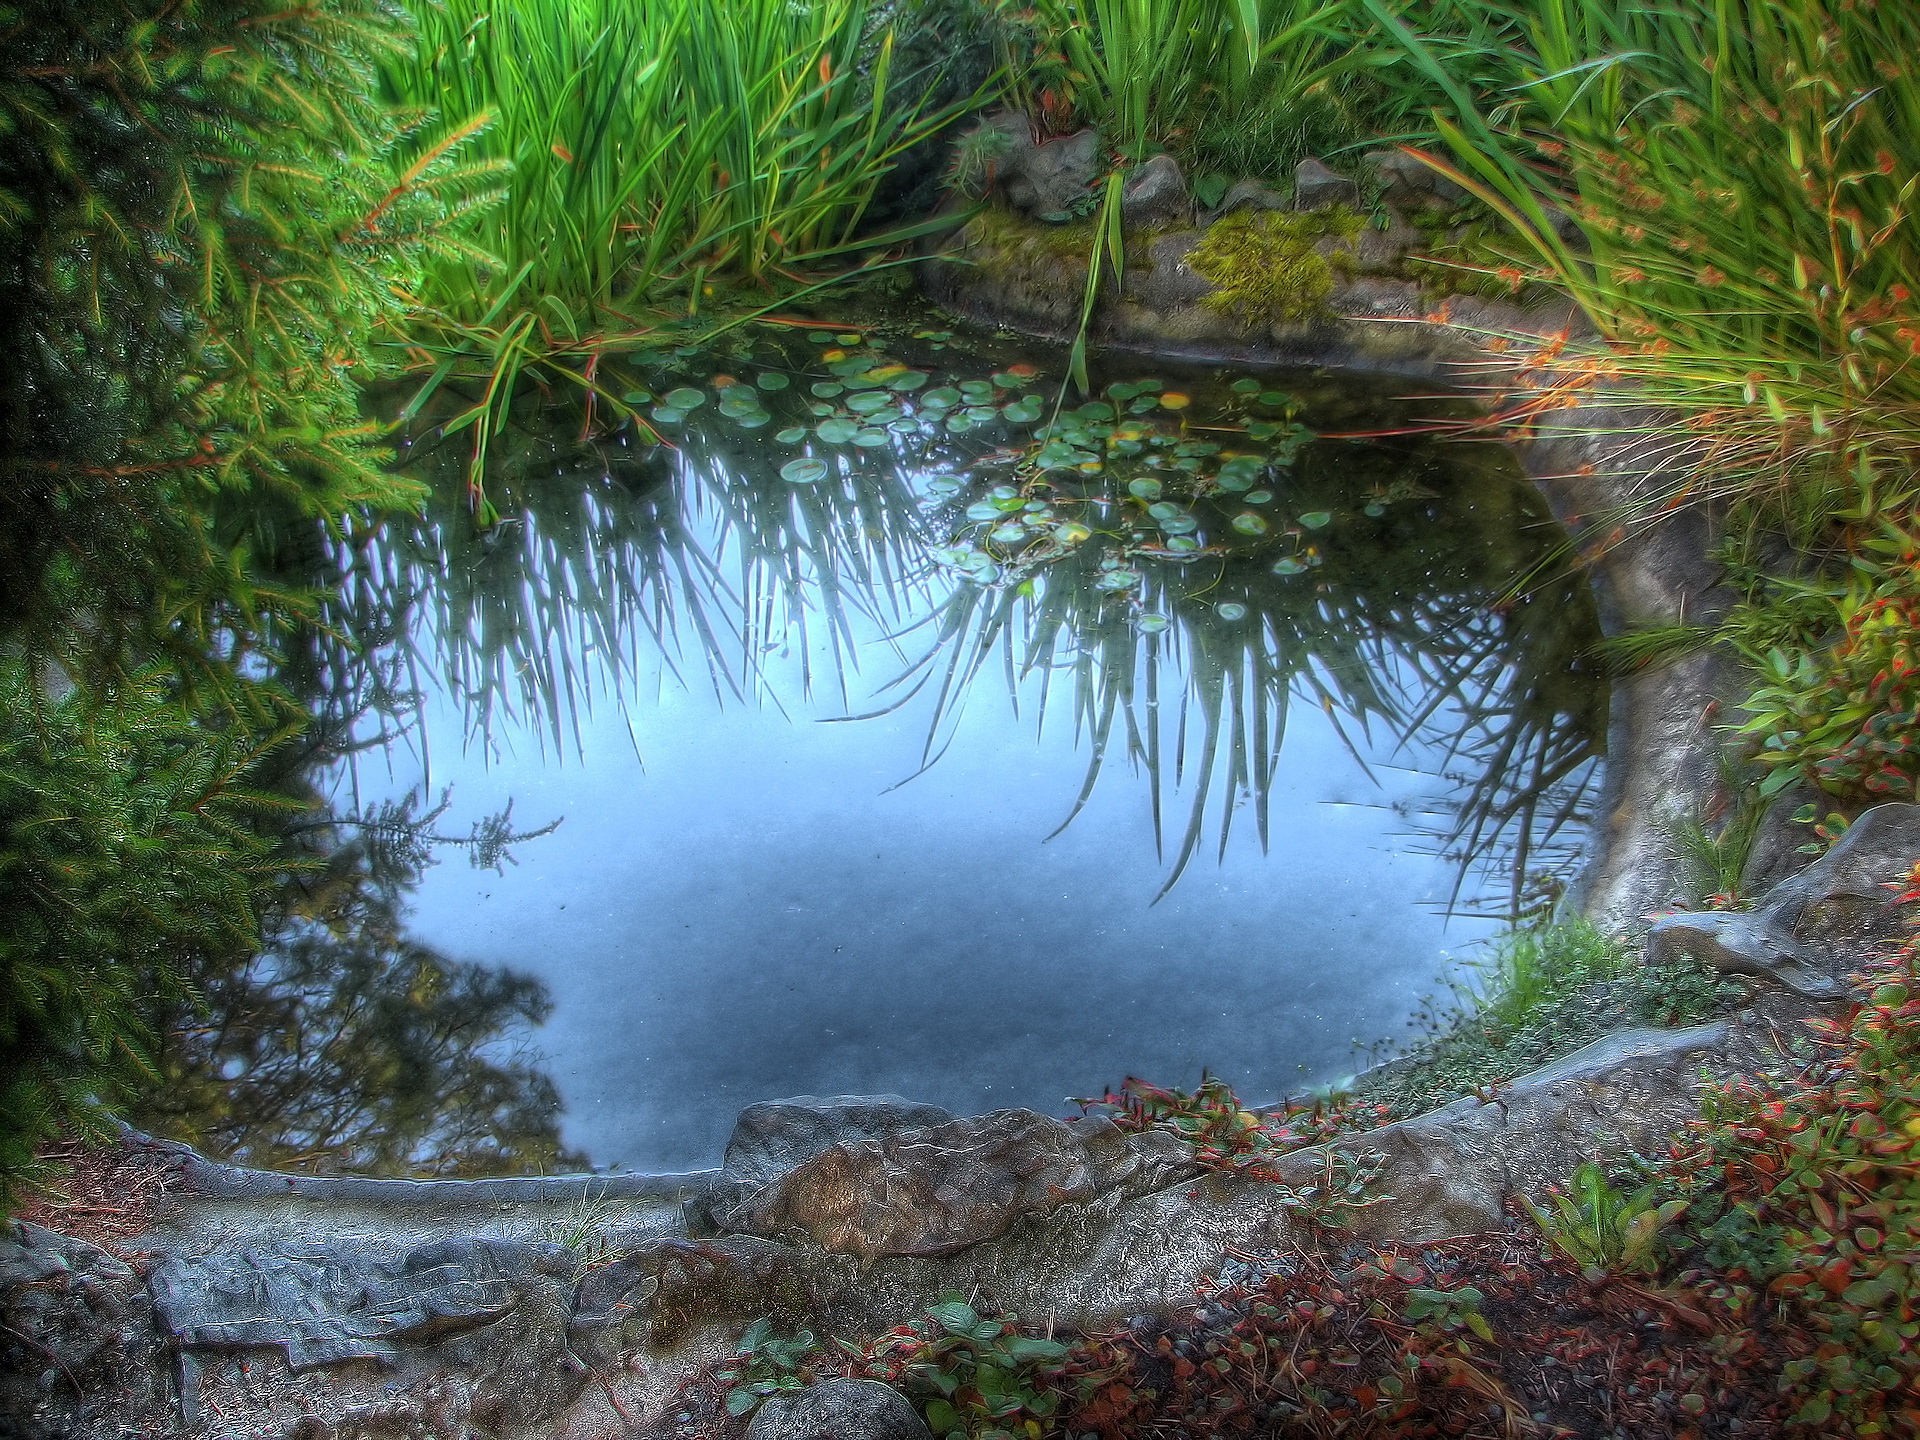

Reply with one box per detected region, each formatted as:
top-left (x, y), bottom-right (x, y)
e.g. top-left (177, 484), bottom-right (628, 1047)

top-left (0, 0), bottom-right (454, 1205)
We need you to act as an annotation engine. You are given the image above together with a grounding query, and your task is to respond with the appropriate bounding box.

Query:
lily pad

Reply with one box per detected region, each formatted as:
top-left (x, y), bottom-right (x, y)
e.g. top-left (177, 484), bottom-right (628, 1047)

top-left (649, 405), bottom-right (686, 424)
top-left (886, 370), bottom-right (930, 392)
top-left (1094, 569), bottom-right (1140, 592)
top-left (1298, 510), bottom-right (1332, 530)
top-left (846, 390), bottom-right (894, 415)
top-left (1158, 391), bottom-right (1192, 411)
top-left (755, 372), bottom-right (791, 391)
top-left (811, 382), bottom-right (845, 398)
top-left (920, 386), bottom-right (962, 410)
top-left (815, 417), bottom-right (859, 443)
top-left (664, 386), bottom-right (707, 410)
top-left (1137, 613), bottom-right (1171, 634)
top-left (946, 412), bottom-right (978, 434)
top-left (1001, 397), bottom-right (1044, 424)
top-left (1127, 478), bottom-right (1163, 501)
top-left (1245, 488), bottom-right (1274, 505)
top-left (1231, 512), bottom-right (1269, 535)
top-left (1230, 377), bottom-right (1262, 395)
top-left (1271, 557), bottom-right (1308, 575)
top-left (1216, 601), bottom-right (1248, 621)
top-left (989, 523), bottom-right (1028, 544)
top-left (780, 457), bottom-right (829, 485)
top-left (965, 499), bottom-right (1005, 521)
top-left (1054, 521), bottom-right (1092, 544)
top-left (1164, 534), bottom-right (1200, 553)
top-left (851, 427), bottom-right (890, 447)
top-left (774, 426), bottom-right (809, 444)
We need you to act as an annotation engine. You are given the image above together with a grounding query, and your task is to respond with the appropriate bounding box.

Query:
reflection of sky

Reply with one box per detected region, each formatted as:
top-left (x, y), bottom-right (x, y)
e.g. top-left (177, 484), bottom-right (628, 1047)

top-left (343, 486), bottom-right (1511, 1174)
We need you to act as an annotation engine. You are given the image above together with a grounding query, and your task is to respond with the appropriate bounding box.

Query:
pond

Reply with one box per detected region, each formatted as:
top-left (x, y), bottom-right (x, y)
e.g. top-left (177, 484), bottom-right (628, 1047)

top-left (138, 319), bottom-right (1610, 1178)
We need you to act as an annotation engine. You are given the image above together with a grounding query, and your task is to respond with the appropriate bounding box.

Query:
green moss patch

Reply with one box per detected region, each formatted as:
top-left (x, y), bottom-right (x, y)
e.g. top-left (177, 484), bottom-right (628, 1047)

top-left (1187, 208), bottom-right (1361, 328)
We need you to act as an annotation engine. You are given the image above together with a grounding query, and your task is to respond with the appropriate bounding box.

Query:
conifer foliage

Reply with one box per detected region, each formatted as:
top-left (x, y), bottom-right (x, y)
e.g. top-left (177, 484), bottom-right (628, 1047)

top-left (0, 0), bottom-right (464, 1203)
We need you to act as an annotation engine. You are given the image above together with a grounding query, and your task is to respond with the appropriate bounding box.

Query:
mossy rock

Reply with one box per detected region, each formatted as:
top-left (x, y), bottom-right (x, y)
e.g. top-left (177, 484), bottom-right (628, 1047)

top-left (1187, 208), bottom-right (1362, 328)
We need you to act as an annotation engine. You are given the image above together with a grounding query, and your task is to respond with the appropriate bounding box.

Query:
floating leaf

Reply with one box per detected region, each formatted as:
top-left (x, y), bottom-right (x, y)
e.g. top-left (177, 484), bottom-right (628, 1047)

top-left (1001, 397), bottom-right (1044, 424)
top-left (1271, 556), bottom-right (1308, 575)
top-left (1245, 488), bottom-right (1274, 505)
top-left (811, 381), bottom-right (844, 398)
top-left (754, 372), bottom-right (791, 391)
top-left (780, 457), bottom-right (829, 484)
top-left (852, 428), bottom-right (890, 447)
top-left (621, 388), bottom-right (653, 404)
top-left (1364, 501), bottom-right (1386, 517)
top-left (1158, 391), bottom-right (1192, 411)
top-left (847, 391), bottom-right (893, 415)
top-left (1231, 377), bottom-right (1262, 395)
top-left (1216, 601), bottom-right (1248, 621)
top-left (835, 332), bottom-right (862, 344)
top-left (991, 371), bottom-right (1024, 389)
top-left (808, 330), bottom-right (835, 343)
top-left (1128, 478), bottom-right (1163, 501)
top-left (990, 523), bottom-right (1027, 544)
top-left (1095, 569), bottom-right (1140, 592)
top-left (887, 370), bottom-right (929, 392)
top-left (1164, 533), bottom-right (1200, 553)
top-left (1298, 510), bottom-right (1332, 530)
top-left (1137, 613), bottom-right (1171, 634)
top-left (946, 412), bottom-right (977, 434)
top-left (649, 405), bottom-right (686, 424)
top-left (774, 426), bottom-right (809, 444)
top-left (1232, 511), bottom-right (1269, 535)
top-left (664, 386), bottom-right (707, 410)
top-left (965, 499), bottom-right (1004, 521)
top-left (920, 386), bottom-right (962, 410)
top-left (815, 417), bottom-right (859, 443)
top-left (1054, 521), bottom-right (1092, 544)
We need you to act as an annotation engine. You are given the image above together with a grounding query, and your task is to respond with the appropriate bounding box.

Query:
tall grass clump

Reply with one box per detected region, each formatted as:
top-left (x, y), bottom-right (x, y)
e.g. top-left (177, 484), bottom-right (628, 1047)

top-left (1370, 0), bottom-right (1920, 521)
top-left (1022, 0), bottom-right (1377, 176)
top-left (1368, 0), bottom-right (1920, 813)
top-left (387, 0), bottom-right (973, 501)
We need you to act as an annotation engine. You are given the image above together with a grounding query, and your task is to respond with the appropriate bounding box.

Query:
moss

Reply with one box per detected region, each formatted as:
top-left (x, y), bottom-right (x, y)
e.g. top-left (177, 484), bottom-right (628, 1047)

top-left (1187, 208), bottom-right (1361, 328)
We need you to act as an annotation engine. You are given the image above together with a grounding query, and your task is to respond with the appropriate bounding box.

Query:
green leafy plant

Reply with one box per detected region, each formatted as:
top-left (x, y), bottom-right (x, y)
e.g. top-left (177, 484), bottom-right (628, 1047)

top-left (1521, 1162), bottom-right (1688, 1276)
top-left (1403, 1283), bottom-right (1495, 1343)
top-left (864, 1295), bottom-right (1072, 1440)
top-left (717, 1318), bottom-right (819, 1418)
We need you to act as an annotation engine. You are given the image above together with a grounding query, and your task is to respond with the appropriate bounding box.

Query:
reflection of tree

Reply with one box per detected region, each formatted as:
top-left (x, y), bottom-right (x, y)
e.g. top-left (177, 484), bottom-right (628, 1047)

top-left (134, 793), bottom-right (583, 1176)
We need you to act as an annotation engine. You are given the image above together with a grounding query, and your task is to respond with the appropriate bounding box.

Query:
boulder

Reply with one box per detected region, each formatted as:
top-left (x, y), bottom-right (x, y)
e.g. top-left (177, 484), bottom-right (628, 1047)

top-left (1649, 802), bottom-right (1920, 997)
top-left (722, 1108), bottom-right (1192, 1259)
top-left (1002, 129), bottom-right (1101, 222)
top-left (748, 1378), bottom-right (933, 1440)
top-left (1291, 157), bottom-right (1360, 212)
top-left (1120, 153), bottom-right (1189, 230)
top-left (724, 1095), bottom-right (958, 1186)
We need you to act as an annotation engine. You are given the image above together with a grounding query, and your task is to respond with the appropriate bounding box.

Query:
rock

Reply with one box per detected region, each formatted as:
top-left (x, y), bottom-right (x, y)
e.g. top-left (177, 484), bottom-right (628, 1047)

top-left (1291, 157), bottom-right (1360, 212)
top-left (1350, 213), bottom-right (1423, 275)
top-left (1363, 148), bottom-right (1468, 208)
top-left (1649, 802), bottom-right (1920, 997)
top-left (1002, 128), bottom-right (1101, 222)
top-left (722, 1109), bottom-right (1187, 1259)
top-left (2, 1222), bottom-right (159, 1437)
top-left (1273, 1022), bottom-right (1732, 1241)
top-left (1120, 153), bottom-right (1189, 230)
top-left (724, 1095), bottom-right (958, 1186)
top-left (747, 1378), bottom-right (933, 1440)
top-left (949, 108), bottom-right (1035, 199)
top-left (149, 1234), bottom-right (571, 1369)
top-left (1211, 179), bottom-right (1289, 220)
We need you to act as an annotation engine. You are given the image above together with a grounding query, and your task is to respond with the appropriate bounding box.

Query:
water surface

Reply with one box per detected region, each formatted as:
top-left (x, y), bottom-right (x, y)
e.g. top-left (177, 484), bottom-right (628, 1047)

top-left (141, 322), bottom-right (1608, 1176)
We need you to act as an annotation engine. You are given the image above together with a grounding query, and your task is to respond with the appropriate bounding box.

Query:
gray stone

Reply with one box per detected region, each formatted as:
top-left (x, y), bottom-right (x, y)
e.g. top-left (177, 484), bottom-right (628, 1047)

top-left (723, 1108), bottom-right (1191, 1259)
top-left (724, 1095), bottom-right (957, 1186)
top-left (748, 1378), bottom-right (933, 1440)
top-left (1002, 129), bottom-right (1101, 222)
top-left (1291, 157), bottom-right (1359, 212)
top-left (2, 1222), bottom-right (157, 1436)
top-left (1363, 148), bottom-right (1468, 208)
top-left (148, 1234), bottom-right (570, 1369)
top-left (1649, 803), bottom-right (1920, 997)
top-left (1120, 153), bottom-right (1189, 230)
top-left (1212, 179), bottom-right (1289, 219)
top-left (1350, 213), bottom-right (1423, 275)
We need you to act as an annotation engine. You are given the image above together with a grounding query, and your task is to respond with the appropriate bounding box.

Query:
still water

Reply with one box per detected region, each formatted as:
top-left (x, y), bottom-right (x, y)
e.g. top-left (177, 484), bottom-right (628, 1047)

top-left (142, 320), bottom-right (1609, 1176)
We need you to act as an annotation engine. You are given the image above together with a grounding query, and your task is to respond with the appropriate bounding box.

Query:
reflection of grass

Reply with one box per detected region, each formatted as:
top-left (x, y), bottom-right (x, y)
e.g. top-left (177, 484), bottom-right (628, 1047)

top-left (322, 356), bottom-right (1605, 913)
top-left (890, 436), bottom-right (1606, 909)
